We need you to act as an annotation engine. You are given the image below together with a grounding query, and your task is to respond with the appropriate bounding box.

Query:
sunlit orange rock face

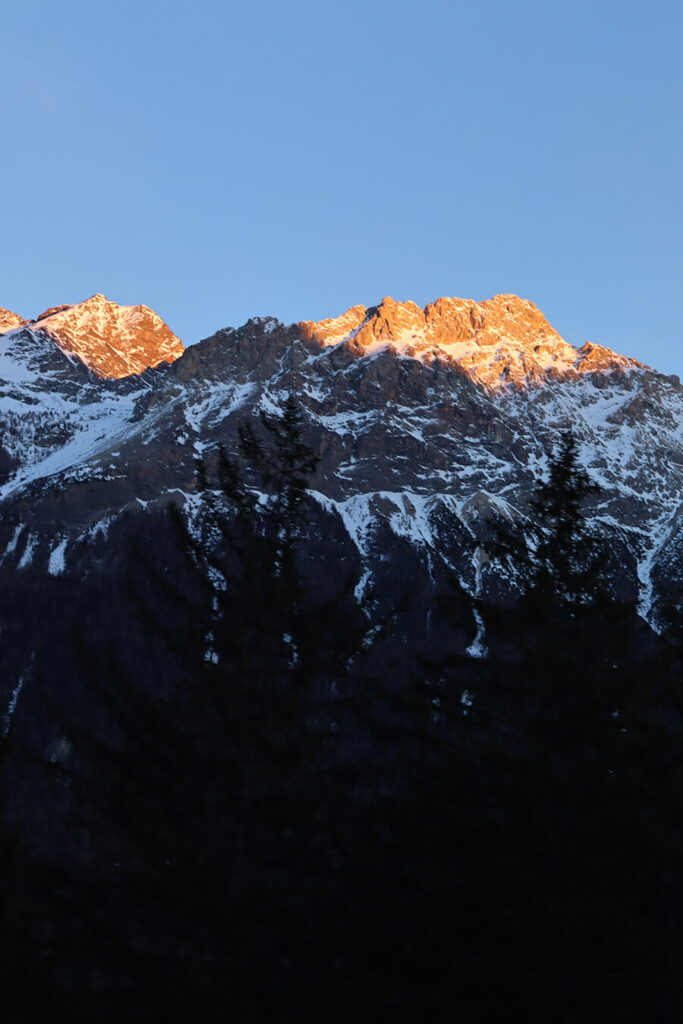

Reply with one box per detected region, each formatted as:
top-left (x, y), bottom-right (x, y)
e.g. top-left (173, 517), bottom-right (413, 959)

top-left (300, 294), bottom-right (643, 389)
top-left (0, 307), bottom-right (26, 334)
top-left (26, 294), bottom-right (184, 379)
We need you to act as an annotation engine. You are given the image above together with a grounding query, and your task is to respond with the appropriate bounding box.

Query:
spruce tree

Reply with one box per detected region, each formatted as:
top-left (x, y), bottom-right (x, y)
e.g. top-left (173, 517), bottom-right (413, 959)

top-left (529, 428), bottom-right (603, 608)
top-left (44, 397), bottom-right (374, 1021)
top-left (484, 429), bottom-right (683, 1019)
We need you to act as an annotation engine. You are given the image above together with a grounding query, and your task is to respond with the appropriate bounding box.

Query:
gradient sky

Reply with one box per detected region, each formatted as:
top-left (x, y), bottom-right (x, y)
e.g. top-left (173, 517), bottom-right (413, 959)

top-left (2, 0), bottom-right (681, 375)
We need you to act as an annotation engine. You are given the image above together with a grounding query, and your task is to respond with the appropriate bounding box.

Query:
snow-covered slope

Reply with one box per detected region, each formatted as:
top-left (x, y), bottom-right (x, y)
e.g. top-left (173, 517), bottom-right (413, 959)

top-left (0, 321), bottom-right (149, 494)
top-left (0, 293), bottom-right (680, 633)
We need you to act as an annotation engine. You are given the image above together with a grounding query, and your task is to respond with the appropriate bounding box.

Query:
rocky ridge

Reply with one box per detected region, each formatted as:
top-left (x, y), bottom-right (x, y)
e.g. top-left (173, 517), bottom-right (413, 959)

top-left (0, 307), bottom-right (25, 334)
top-left (0, 292), bottom-right (680, 694)
top-left (0, 294), bottom-right (184, 378)
top-left (302, 294), bottom-right (644, 390)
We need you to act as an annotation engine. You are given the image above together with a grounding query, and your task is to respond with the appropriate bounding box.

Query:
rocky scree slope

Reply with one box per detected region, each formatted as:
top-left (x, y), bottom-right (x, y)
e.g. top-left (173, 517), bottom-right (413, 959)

top-left (0, 293), bottom-right (680, 683)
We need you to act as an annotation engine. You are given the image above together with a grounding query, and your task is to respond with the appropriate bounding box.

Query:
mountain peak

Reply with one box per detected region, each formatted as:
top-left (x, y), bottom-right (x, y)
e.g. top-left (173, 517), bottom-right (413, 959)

top-left (0, 307), bottom-right (26, 334)
top-left (300, 293), bottom-right (643, 389)
top-left (26, 295), bottom-right (184, 379)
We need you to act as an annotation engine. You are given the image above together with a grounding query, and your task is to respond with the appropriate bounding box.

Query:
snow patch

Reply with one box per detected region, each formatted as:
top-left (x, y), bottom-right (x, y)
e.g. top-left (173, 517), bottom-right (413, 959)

top-left (3, 524), bottom-right (23, 559)
top-left (2, 676), bottom-right (24, 736)
top-left (48, 538), bottom-right (67, 576)
top-left (18, 534), bottom-right (36, 568)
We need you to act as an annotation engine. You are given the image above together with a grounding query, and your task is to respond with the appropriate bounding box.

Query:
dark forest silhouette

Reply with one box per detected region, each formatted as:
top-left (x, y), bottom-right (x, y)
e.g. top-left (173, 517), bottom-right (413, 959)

top-left (1, 406), bottom-right (681, 1023)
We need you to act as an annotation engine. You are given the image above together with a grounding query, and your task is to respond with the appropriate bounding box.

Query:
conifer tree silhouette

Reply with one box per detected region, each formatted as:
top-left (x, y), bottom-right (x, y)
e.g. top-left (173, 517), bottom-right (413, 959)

top-left (528, 428), bottom-right (603, 608)
top-left (43, 397), bottom-right (375, 1021)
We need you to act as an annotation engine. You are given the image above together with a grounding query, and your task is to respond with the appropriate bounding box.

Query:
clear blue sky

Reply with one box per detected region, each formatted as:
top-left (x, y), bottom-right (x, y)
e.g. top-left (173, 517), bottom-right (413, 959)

top-left (2, 0), bottom-right (681, 376)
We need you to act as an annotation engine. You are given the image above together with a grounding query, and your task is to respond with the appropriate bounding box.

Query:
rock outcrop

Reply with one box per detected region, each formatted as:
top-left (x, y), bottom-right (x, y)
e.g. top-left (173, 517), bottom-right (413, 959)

top-left (15, 294), bottom-right (184, 378)
top-left (0, 307), bottom-right (26, 334)
top-left (0, 290), bottom-right (679, 644)
top-left (301, 294), bottom-right (643, 389)
top-left (0, 292), bottom-right (184, 380)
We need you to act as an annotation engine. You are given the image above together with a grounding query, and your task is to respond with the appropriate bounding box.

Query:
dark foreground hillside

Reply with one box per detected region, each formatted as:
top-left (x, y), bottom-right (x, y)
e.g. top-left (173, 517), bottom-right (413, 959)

top-left (1, 412), bottom-right (681, 1024)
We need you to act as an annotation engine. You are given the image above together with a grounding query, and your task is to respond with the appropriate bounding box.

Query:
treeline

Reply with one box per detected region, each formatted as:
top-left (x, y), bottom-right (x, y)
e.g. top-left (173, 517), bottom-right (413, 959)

top-left (1, 402), bottom-right (682, 1023)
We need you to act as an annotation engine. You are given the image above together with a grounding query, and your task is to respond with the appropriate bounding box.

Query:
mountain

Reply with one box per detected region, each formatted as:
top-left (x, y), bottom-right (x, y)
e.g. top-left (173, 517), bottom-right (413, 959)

top-left (0, 307), bottom-right (25, 334)
top-left (0, 291), bottom-right (680, 709)
top-left (301, 294), bottom-right (644, 388)
top-left (0, 293), bottom-right (184, 378)
top-left (2, 290), bottom-right (680, 1024)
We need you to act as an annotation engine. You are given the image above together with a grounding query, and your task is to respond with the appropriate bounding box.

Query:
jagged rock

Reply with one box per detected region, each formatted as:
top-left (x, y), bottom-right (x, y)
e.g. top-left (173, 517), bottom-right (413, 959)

top-left (0, 307), bottom-right (26, 334)
top-left (34, 305), bottom-right (72, 322)
top-left (0, 291), bottom-right (680, 669)
top-left (16, 293), bottom-right (184, 378)
top-left (301, 293), bottom-right (643, 390)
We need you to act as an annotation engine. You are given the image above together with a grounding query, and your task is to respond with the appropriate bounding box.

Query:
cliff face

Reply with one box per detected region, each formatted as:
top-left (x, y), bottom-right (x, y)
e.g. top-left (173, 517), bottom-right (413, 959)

top-left (30, 293), bottom-right (185, 378)
top-left (1, 291), bottom-right (643, 387)
top-left (300, 294), bottom-right (643, 389)
top-left (0, 307), bottom-right (26, 334)
top-left (1, 294), bottom-right (184, 378)
top-left (0, 291), bottom-right (680, 700)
